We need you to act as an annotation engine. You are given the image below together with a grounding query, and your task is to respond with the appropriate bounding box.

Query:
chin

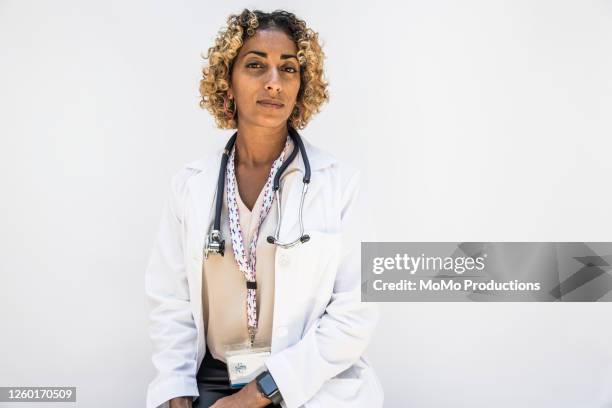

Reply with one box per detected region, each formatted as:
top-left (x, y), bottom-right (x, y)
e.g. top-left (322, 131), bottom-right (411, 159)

top-left (251, 116), bottom-right (290, 129)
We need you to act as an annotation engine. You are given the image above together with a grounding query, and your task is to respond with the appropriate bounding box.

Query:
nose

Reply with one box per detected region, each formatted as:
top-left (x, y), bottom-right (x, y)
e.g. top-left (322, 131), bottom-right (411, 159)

top-left (264, 67), bottom-right (282, 94)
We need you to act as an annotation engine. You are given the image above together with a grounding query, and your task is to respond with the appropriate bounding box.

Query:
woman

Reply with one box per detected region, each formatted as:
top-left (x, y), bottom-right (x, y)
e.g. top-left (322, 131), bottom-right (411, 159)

top-left (145, 9), bottom-right (383, 408)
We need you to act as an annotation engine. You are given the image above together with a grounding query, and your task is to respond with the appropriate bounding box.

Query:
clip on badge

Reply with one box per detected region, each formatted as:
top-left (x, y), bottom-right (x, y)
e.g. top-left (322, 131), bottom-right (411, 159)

top-left (224, 342), bottom-right (271, 388)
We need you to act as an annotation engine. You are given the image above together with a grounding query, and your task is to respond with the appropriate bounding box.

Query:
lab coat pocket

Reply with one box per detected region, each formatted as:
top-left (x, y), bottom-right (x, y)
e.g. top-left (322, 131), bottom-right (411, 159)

top-left (321, 377), bottom-right (362, 400)
top-left (293, 230), bottom-right (342, 303)
top-left (304, 362), bottom-right (383, 408)
top-left (307, 373), bottom-right (363, 407)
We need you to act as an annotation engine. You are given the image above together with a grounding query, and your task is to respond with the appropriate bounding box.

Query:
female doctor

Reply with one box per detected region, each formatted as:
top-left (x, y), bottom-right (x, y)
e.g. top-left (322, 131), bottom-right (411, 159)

top-left (145, 9), bottom-right (383, 408)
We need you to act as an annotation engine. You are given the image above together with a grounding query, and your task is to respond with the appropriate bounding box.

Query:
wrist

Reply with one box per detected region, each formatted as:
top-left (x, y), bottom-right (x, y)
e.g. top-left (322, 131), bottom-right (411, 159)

top-left (254, 370), bottom-right (283, 405)
top-left (245, 380), bottom-right (271, 407)
top-left (168, 396), bottom-right (192, 408)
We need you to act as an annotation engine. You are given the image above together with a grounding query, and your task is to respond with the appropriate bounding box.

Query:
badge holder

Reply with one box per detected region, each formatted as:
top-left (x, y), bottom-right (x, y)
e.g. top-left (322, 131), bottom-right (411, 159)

top-left (224, 341), bottom-right (271, 389)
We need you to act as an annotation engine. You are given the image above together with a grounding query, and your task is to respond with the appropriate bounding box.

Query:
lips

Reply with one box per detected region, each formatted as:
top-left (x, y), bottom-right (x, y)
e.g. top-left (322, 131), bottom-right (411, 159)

top-left (257, 99), bottom-right (284, 109)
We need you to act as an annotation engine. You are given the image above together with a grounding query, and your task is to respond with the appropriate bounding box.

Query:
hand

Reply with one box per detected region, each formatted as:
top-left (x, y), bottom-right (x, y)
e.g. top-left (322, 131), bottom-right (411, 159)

top-left (169, 396), bottom-right (193, 408)
top-left (209, 380), bottom-right (271, 408)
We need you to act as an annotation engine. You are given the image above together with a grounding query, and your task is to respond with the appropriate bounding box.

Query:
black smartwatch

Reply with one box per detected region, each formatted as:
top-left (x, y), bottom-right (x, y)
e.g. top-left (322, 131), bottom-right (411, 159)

top-left (255, 370), bottom-right (283, 405)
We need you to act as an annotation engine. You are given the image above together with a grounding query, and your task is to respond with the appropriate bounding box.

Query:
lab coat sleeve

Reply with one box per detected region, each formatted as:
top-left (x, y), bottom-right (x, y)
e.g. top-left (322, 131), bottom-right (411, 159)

top-left (264, 167), bottom-right (380, 408)
top-left (145, 168), bottom-right (199, 408)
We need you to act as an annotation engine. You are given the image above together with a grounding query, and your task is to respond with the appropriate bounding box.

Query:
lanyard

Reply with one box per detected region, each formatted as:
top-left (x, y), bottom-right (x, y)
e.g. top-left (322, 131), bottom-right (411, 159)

top-left (226, 137), bottom-right (290, 346)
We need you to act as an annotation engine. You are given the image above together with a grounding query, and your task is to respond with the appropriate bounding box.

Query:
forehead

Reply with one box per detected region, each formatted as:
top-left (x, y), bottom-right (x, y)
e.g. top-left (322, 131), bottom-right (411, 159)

top-left (237, 29), bottom-right (298, 58)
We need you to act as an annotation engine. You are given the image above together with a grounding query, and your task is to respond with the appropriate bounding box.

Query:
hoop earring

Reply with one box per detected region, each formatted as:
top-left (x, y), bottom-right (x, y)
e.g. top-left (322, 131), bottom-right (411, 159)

top-left (224, 96), bottom-right (237, 119)
top-left (291, 104), bottom-right (300, 120)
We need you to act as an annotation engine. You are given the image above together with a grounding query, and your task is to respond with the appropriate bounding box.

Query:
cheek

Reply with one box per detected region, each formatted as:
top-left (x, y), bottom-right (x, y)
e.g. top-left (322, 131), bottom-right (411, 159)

top-left (231, 71), bottom-right (254, 94)
top-left (232, 81), bottom-right (256, 104)
top-left (288, 78), bottom-right (301, 100)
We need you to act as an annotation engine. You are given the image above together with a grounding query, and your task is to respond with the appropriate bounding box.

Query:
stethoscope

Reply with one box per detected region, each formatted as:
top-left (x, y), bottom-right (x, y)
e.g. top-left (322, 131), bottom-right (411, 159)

top-left (203, 126), bottom-right (311, 259)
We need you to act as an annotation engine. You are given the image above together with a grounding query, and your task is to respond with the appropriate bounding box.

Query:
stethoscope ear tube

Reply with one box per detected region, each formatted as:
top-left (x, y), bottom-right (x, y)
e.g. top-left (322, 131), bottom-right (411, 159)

top-left (272, 127), bottom-right (299, 191)
top-left (205, 132), bottom-right (237, 258)
top-left (290, 126), bottom-right (311, 184)
top-left (214, 132), bottom-right (238, 231)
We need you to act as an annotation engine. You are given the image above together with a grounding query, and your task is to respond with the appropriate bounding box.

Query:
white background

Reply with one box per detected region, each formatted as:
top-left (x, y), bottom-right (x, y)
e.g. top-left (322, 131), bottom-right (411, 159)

top-left (1, 0), bottom-right (611, 407)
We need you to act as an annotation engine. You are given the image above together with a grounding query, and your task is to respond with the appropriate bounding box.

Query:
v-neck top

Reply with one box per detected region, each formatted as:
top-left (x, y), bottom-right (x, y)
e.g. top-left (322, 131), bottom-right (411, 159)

top-left (201, 138), bottom-right (297, 363)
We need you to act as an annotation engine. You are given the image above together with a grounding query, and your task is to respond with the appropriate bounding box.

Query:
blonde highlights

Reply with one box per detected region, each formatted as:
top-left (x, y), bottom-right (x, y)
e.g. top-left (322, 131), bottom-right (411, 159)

top-left (199, 9), bottom-right (329, 129)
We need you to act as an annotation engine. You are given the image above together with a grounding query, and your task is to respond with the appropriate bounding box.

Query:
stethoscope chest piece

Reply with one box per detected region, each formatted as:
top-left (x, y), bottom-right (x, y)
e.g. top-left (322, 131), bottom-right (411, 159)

top-left (203, 229), bottom-right (225, 259)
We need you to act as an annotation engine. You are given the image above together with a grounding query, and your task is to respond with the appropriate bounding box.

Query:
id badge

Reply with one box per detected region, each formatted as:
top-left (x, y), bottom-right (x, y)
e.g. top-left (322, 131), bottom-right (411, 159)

top-left (224, 342), bottom-right (271, 388)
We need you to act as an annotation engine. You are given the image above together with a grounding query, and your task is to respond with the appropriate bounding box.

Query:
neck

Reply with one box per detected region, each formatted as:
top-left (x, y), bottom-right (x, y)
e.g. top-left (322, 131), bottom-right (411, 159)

top-left (235, 122), bottom-right (289, 167)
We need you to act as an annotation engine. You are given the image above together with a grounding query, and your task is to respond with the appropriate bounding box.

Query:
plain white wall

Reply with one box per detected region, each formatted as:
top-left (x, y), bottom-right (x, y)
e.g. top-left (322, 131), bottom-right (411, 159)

top-left (1, 0), bottom-right (611, 407)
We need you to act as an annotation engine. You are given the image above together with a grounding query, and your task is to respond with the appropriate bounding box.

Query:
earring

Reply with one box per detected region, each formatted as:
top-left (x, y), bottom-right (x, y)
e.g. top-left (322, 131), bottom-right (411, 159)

top-left (224, 95), bottom-right (237, 119)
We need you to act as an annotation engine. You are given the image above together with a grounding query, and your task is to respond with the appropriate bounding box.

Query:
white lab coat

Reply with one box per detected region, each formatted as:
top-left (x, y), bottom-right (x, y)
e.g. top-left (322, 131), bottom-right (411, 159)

top-left (145, 136), bottom-right (384, 408)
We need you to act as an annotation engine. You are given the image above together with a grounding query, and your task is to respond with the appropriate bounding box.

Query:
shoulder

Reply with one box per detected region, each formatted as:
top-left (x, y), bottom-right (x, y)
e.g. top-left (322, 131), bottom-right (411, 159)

top-left (183, 147), bottom-right (223, 175)
top-left (303, 137), bottom-right (361, 191)
top-left (304, 140), bottom-right (366, 239)
top-left (301, 138), bottom-right (363, 221)
top-left (162, 149), bottom-right (222, 211)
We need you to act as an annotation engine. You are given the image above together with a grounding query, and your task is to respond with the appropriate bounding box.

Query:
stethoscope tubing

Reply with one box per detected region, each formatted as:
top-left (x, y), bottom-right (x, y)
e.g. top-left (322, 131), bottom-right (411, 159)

top-left (205, 126), bottom-right (311, 258)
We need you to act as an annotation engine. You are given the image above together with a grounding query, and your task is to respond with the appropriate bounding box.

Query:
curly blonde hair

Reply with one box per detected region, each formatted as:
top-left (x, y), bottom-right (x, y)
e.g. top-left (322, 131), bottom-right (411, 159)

top-left (199, 9), bottom-right (329, 130)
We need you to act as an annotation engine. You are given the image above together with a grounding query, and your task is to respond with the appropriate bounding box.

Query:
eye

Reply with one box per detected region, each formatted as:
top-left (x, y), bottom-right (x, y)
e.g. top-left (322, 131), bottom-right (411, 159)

top-left (246, 62), bottom-right (263, 69)
top-left (283, 66), bottom-right (298, 73)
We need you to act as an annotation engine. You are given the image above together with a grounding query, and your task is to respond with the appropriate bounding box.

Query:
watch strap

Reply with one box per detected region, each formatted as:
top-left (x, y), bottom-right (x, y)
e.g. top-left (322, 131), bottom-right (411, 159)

top-left (255, 370), bottom-right (283, 405)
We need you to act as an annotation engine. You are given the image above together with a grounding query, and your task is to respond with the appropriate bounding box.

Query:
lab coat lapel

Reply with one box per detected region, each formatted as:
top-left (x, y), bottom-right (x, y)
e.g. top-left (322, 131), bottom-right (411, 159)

top-left (276, 166), bottom-right (306, 243)
top-left (274, 136), bottom-right (334, 242)
top-left (184, 150), bottom-right (222, 290)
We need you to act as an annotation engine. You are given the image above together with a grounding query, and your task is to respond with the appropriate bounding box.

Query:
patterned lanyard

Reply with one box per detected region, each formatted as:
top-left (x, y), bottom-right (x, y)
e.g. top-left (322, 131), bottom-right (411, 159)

top-left (226, 137), bottom-right (290, 346)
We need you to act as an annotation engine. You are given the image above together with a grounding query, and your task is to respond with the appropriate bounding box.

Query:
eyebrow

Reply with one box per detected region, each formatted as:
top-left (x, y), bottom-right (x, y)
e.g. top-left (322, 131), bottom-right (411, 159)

top-left (243, 50), bottom-right (298, 61)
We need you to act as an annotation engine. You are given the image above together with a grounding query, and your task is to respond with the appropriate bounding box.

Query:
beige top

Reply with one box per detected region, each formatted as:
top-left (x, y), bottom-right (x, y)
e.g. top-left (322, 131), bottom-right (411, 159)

top-left (202, 140), bottom-right (297, 363)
